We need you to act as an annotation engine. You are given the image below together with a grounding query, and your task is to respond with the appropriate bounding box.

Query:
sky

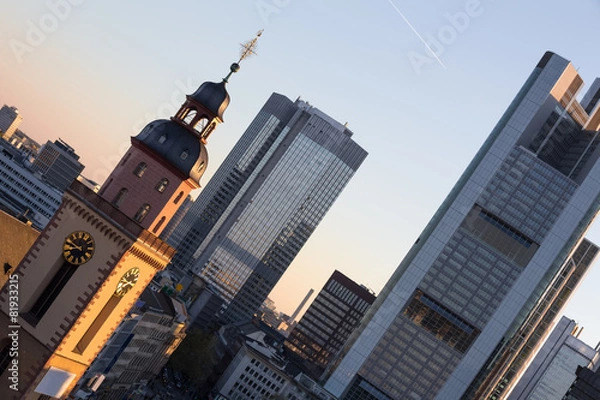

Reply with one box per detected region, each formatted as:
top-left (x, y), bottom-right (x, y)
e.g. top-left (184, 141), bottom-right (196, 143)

top-left (1, 0), bottom-right (600, 345)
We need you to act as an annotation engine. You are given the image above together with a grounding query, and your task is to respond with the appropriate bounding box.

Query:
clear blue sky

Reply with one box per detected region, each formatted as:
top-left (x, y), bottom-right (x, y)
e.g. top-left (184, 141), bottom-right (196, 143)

top-left (1, 0), bottom-right (600, 345)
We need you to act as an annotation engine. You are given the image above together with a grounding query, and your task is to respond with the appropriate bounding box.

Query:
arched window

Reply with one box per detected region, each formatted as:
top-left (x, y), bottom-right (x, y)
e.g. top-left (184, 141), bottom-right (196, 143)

top-left (200, 122), bottom-right (216, 141)
top-left (112, 188), bottom-right (128, 208)
top-left (134, 204), bottom-right (151, 222)
top-left (133, 162), bottom-right (147, 177)
top-left (153, 216), bottom-right (166, 233)
top-left (194, 118), bottom-right (209, 132)
top-left (183, 109), bottom-right (197, 125)
top-left (24, 261), bottom-right (78, 325)
top-left (155, 178), bottom-right (169, 193)
top-left (174, 191), bottom-right (184, 204)
top-left (74, 295), bottom-right (121, 354)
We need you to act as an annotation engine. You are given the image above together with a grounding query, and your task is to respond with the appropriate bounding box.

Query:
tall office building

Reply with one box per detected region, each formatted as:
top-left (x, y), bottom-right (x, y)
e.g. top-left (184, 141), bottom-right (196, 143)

top-left (286, 270), bottom-right (375, 380)
top-left (0, 105), bottom-right (23, 140)
top-left (160, 194), bottom-right (194, 241)
top-left (30, 138), bottom-right (85, 191)
top-left (168, 93), bottom-right (367, 324)
top-left (507, 316), bottom-right (598, 400)
top-left (324, 52), bottom-right (600, 400)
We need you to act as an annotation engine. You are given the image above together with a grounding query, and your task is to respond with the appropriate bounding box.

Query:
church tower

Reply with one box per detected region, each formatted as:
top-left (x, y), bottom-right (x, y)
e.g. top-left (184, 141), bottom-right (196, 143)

top-left (0, 32), bottom-right (261, 399)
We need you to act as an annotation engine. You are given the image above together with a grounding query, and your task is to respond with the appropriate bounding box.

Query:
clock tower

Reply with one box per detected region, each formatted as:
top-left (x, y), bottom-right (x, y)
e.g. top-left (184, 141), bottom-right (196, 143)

top-left (0, 31), bottom-right (261, 400)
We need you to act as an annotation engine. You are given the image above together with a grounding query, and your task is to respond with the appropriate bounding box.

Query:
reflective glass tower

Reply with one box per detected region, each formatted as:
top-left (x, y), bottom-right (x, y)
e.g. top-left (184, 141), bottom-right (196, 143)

top-left (167, 93), bottom-right (367, 324)
top-left (324, 52), bottom-right (600, 400)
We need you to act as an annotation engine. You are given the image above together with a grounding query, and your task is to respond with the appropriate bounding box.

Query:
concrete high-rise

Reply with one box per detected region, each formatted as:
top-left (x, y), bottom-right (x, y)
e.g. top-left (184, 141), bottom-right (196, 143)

top-left (324, 52), bottom-right (600, 400)
top-left (168, 93), bottom-right (367, 324)
top-left (30, 139), bottom-right (85, 191)
top-left (31, 139), bottom-right (85, 191)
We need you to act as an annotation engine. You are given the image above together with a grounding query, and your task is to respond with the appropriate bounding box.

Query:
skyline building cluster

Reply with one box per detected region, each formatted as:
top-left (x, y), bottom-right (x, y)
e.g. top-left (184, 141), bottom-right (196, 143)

top-left (2, 46), bottom-right (600, 400)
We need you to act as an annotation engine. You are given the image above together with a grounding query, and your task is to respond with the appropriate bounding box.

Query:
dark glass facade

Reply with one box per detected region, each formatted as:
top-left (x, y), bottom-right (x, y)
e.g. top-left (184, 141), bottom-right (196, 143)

top-left (168, 94), bottom-right (367, 324)
top-left (285, 270), bottom-right (375, 380)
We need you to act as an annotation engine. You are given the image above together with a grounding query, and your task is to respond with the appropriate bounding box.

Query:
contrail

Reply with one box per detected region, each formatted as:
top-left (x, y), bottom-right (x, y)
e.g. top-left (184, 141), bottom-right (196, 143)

top-left (386, 0), bottom-right (446, 69)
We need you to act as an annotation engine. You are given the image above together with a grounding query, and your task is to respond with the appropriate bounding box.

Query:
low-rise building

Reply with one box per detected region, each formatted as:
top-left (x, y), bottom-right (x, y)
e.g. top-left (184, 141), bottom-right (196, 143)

top-left (0, 140), bottom-right (62, 229)
top-left (76, 288), bottom-right (187, 399)
top-left (213, 330), bottom-right (335, 400)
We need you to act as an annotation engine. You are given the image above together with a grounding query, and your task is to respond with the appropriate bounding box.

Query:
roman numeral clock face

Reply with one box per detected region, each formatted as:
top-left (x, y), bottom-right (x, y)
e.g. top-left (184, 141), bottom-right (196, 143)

top-left (63, 231), bottom-right (95, 265)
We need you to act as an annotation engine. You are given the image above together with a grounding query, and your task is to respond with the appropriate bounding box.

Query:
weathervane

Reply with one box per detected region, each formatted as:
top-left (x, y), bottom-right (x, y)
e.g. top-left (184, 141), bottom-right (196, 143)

top-left (224, 29), bottom-right (263, 82)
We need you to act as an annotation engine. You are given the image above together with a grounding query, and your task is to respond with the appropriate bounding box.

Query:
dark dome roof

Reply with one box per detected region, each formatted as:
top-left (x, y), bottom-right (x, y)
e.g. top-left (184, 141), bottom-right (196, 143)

top-left (190, 81), bottom-right (230, 121)
top-left (134, 119), bottom-right (208, 184)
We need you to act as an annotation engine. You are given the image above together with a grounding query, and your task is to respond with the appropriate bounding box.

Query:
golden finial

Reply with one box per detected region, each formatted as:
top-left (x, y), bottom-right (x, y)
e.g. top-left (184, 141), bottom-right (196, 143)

top-left (239, 29), bottom-right (263, 62)
top-left (224, 30), bottom-right (263, 82)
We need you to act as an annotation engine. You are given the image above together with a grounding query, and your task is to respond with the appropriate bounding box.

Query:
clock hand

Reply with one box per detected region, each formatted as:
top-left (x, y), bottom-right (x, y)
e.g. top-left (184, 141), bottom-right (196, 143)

top-left (65, 240), bottom-right (83, 251)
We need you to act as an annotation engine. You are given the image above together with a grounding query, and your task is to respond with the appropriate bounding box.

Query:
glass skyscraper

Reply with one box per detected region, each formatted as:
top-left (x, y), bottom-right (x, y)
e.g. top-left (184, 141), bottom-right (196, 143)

top-left (324, 52), bottom-right (600, 400)
top-left (167, 93), bottom-right (367, 324)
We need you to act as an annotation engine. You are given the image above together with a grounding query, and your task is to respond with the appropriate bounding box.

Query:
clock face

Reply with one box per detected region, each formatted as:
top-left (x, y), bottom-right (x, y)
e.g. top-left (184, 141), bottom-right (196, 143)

top-left (115, 268), bottom-right (140, 297)
top-left (63, 231), bottom-right (95, 265)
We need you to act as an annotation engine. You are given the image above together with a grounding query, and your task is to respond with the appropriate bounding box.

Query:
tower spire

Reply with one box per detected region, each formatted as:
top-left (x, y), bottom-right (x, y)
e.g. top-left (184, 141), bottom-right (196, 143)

top-left (223, 29), bottom-right (263, 82)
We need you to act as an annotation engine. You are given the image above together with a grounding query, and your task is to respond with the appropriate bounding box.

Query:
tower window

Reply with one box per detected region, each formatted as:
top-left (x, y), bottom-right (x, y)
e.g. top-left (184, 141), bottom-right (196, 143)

top-left (194, 118), bottom-right (209, 132)
top-left (134, 204), bottom-right (151, 222)
top-left (155, 178), bottom-right (169, 193)
top-left (181, 151), bottom-right (189, 160)
top-left (174, 191), bottom-right (184, 204)
top-left (158, 135), bottom-right (167, 144)
top-left (112, 188), bottom-right (128, 208)
top-left (133, 162), bottom-right (147, 177)
top-left (24, 261), bottom-right (78, 325)
top-left (74, 295), bottom-right (121, 354)
top-left (153, 216), bottom-right (166, 234)
top-left (183, 109), bottom-right (197, 125)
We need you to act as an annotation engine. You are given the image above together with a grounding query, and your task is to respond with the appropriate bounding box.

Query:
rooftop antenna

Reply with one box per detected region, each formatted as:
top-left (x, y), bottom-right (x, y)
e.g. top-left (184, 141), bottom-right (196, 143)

top-left (224, 29), bottom-right (263, 82)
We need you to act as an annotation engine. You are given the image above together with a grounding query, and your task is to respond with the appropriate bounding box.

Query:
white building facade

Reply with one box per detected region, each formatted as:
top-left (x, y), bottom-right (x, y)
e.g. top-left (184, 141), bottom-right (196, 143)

top-left (0, 144), bottom-right (62, 229)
